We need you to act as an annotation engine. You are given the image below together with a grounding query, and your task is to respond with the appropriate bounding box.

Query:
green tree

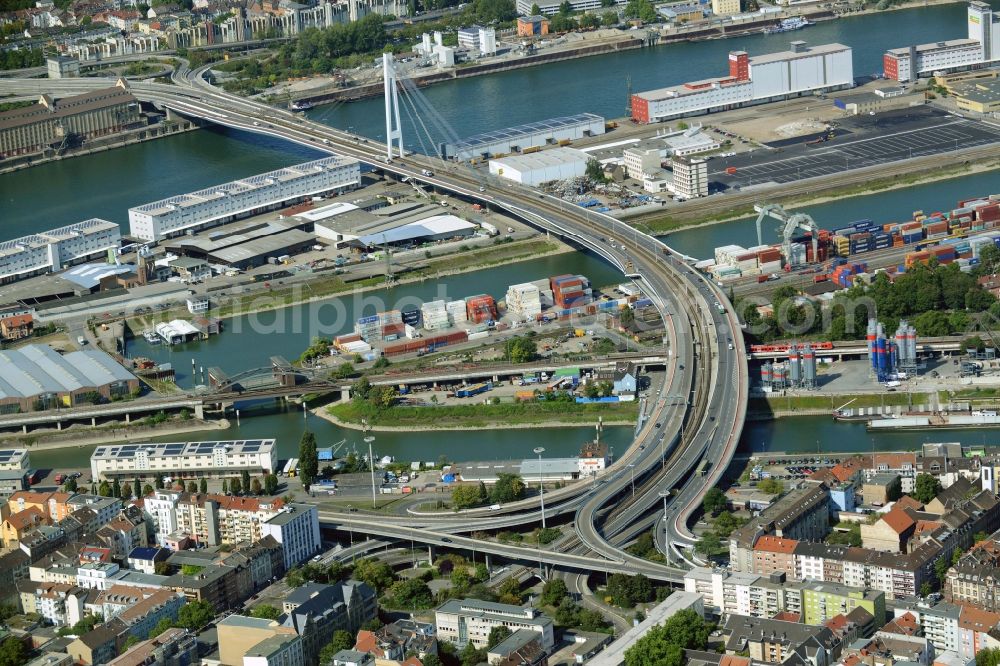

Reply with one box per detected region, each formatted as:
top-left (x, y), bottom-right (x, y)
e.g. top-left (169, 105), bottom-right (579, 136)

top-left (920, 581), bottom-right (934, 598)
top-left (0, 636), bottom-right (30, 666)
top-left (386, 578), bottom-right (434, 609)
top-left (757, 478), bottom-right (784, 495)
top-left (199, 477), bottom-right (208, 494)
top-left (250, 604), bottom-right (281, 620)
top-left (265, 473), bottom-right (279, 495)
top-left (112, 477), bottom-right (121, 497)
top-left (914, 473), bottom-right (942, 503)
top-left (187, 481), bottom-right (198, 493)
top-left (63, 477), bottom-right (77, 493)
top-left (252, 477), bottom-right (263, 495)
top-left (624, 609), bottom-right (710, 666)
top-left (694, 533), bottom-right (722, 556)
top-left (558, 0), bottom-right (571, 12)
top-left (977, 648), bottom-right (1000, 666)
top-left (148, 618), bottom-right (176, 640)
top-left (585, 158), bottom-right (607, 183)
top-left (318, 629), bottom-right (356, 664)
top-left (143, 484), bottom-right (154, 496)
top-left (177, 600), bottom-right (215, 630)
top-left (601, 9), bottom-right (618, 25)
top-left (299, 430), bottom-right (319, 492)
top-left (934, 554), bottom-right (950, 584)
top-left (491, 473), bottom-right (526, 504)
top-left (222, 479), bottom-right (229, 494)
top-left (622, 0), bottom-right (657, 21)
top-left (541, 579), bottom-right (569, 606)
top-left (133, 477), bottom-right (142, 498)
top-left (99, 480), bottom-right (112, 497)
top-left (368, 385), bottom-right (397, 409)
top-left (124, 635), bottom-right (141, 650)
top-left (452, 483), bottom-right (488, 509)
top-left (353, 558), bottom-right (395, 592)
top-left (487, 626), bottom-right (512, 649)
top-left (460, 641), bottom-right (485, 666)
top-left (352, 376), bottom-right (372, 401)
top-left (504, 337), bottom-right (537, 363)
top-left (702, 487), bottom-right (727, 516)
top-left (530, 2), bottom-right (540, 12)
top-left (242, 469), bottom-right (252, 495)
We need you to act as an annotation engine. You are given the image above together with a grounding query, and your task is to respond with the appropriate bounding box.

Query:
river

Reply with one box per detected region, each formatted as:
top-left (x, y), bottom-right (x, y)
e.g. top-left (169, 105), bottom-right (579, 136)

top-left (6, 3), bottom-right (1000, 463)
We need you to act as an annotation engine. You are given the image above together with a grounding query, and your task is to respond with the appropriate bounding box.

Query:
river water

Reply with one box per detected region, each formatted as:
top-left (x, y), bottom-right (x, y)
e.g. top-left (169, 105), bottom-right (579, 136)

top-left (6, 2), bottom-right (1000, 463)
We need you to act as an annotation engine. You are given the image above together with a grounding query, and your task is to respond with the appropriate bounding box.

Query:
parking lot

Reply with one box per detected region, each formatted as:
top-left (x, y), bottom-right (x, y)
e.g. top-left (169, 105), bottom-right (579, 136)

top-left (710, 107), bottom-right (1000, 189)
top-left (748, 454), bottom-right (846, 482)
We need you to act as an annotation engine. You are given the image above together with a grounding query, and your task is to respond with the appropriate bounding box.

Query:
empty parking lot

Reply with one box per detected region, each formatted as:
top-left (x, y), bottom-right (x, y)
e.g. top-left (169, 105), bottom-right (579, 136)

top-left (710, 108), bottom-right (1000, 189)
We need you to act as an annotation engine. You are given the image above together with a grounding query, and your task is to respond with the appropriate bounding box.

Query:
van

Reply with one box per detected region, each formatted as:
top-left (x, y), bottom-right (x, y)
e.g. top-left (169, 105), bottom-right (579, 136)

top-left (489, 504), bottom-right (501, 511)
top-left (77, 336), bottom-right (87, 346)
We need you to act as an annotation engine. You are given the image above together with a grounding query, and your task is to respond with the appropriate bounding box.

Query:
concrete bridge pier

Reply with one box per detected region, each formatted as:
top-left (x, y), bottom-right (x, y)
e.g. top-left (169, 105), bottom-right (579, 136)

top-left (92, 417), bottom-right (96, 427)
top-left (493, 375), bottom-right (499, 383)
top-left (195, 404), bottom-right (204, 419)
top-left (56, 420), bottom-right (62, 430)
top-left (22, 425), bottom-right (27, 434)
top-left (428, 545), bottom-right (433, 562)
top-left (125, 413), bottom-right (130, 424)
top-left (485, 554), bottom-right (491, 571)
top-left (339, 388), bottom-right (351, 403)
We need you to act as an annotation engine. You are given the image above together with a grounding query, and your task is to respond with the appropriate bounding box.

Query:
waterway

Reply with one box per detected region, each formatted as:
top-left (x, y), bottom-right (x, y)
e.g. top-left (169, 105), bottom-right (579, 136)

top-left (662, 169), bottom-right (1000, 260)
top-left (7, 2), bottom-right (1000, 464)
top-left (26, 405), bottom-right (635, 469)
top-left (309, 2), bottom-right (984, 144)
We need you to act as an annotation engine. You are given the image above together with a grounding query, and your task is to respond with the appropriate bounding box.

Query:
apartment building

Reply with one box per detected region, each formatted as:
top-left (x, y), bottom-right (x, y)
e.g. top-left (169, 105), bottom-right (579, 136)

top-left (670, 155), bottom-right (708, 200)
top-left (218, 615), bottom-right (302, 666)
top-left (0, 449), bottom-right (29, 471)
top-left (90, 439), bottom-right (277, 481)
top-left (723, 615), bottom-right (839, 665)
top-left (18, 582), bottom-right (87, 627)
top-left (435, 599), bottom-right (554, 650)
top-left (730, 482), bottom-right (831, 572)
top-left (944, 539), bottom-right (1000, 610)
top-left (801, 581), bottom-right (885, 627)
top-left (260, 504), bottom-right (321, 569)
top-left (106, 628), bottom-right (198, 666)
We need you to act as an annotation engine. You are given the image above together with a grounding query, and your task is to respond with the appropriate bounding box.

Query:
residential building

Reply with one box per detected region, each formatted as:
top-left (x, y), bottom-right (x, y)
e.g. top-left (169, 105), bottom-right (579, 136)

top-left (945, 538), bottom-right (1000, 610)
top-left (91, 440), bottom-right (278, 481)
top-left (800, 581), bottom-right (885, 628)
top-left (435, 599), bottom-right (554, 650)
top-left (128, 157), bottom-right (361, 242)
top-left (1, 313), bottom-right (34, 340)
top-left (0, 549), bottom-right (30, 607)
top-left (722, 615), bottom-right (839, 665)
top-left (20, 582), bottom-right (87, 627)
top-left (127, 547), bottom-right (169, 574)
top-left (863, 473), bottom-right (902, 506)
top-left (670, 155), bottom-right (708, 199)
top-left (332, 650), bottom-right (374, 666)
top-left (67, 618), bottom-right (129, 666)
top-left (0, 344), bottom-right (138, 413)
top-left (486, 630), bottom-right (547, 666)
top-left (354, 619), bottom-right (437, 662)
top-left (105, 628), bottom-right (198, 666)
top-left (843, 632), bottom-right (934, 666)
top-left (163, 563), bottom-right (241, 610)
top-left (730, 482), bottom-right (830, 573)
top-left (752, 536), bottom-right (799, 579)
top-left (0, 84), bottom-right (141, 159)
top-left (260, 504), bottom-right (321, 569)
top-left (860, 504), bottom-right (915, 552)
top-left (2, 506), bottom-right (46, 547)
top-left (8, 490), bottom-right (74, 522)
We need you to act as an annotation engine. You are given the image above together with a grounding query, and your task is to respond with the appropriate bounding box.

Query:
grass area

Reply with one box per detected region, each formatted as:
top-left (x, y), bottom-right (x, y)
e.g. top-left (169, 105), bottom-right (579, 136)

top-left (327, 399), bottom-right (638, 428)
top-left (751, 392), bottom-right (929, 413)
top-left (942, 388), bottom-right (1000, 400)
top-left (125, 238), bottom-right (560, 328)
top-left (639, 160), bottom-right (998, 236)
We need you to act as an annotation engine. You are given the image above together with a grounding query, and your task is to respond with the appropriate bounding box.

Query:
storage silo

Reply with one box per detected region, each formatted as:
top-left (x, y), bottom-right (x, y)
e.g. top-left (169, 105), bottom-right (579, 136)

top-left (802, 343), bottom-right (816, 389)
top-left (867, 318), bottom-right (878, 372)
top-left (788, 345), bottom-right (801, 387)
top-left (761, 362), bottom-right (773, 389)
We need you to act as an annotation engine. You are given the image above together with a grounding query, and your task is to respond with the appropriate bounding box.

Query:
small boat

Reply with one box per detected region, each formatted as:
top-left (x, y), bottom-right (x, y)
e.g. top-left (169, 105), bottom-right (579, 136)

top-left (290, 100), bottom-right (315, 111)
top-left (143, 330), bottom-right (161, 344)
top-left (763, 17), bottom-right (811, 34)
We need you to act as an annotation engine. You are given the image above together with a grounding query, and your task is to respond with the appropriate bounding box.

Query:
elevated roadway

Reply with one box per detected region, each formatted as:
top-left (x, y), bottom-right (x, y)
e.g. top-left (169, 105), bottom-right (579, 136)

top-left (0, 72), bottom-right (748, 574)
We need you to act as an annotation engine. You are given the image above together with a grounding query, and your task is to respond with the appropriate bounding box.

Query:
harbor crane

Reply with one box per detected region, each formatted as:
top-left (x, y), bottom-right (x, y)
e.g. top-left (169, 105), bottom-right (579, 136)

top-left (754, 203), bottom-right (820, 268)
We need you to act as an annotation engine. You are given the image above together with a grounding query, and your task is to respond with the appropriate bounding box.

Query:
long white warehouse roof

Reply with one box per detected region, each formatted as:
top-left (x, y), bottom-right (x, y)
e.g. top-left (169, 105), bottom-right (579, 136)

top-left (490, 147), bottom-right (590, 171)
top-left (357, 214), bottom-right (476, 246)
top-left (0, 344), bottom-right (136, 400)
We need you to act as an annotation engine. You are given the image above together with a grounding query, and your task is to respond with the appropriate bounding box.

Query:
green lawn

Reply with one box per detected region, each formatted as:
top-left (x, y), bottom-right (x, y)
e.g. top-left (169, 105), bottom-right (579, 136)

top-left (328, 399), bottom-right (638, 428)
top-left (751, 392), bottom-right (928, 413)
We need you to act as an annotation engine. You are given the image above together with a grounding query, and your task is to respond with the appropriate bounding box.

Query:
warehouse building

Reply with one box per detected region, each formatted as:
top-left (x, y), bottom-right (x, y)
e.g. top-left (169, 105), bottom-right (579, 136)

top-left (0, 83), bottom-right (141, 158)
top-left (311, 203), bottom-right (478, 250)
top-left (354, 215), bottom-right (476, 249)
top-left (0, 344), bottom-right (139, 414)
top-left (631, 42), bottom-right (854, 123)
top-left (457, 26), bottom-right (497, 55)
top-left (489, 147), bottom-right (590, 186)
top-left (90, 439), bottom-right (278, 481)
top-left (884, 1), bottom-right (1000, 82)
top-left (444, 113), bottom-right (605, 161)
top-left (163, 218), bottom-right (317, 270)
top-left (128, 157), bottom-right (361, 242)
top-left (0, 219), bottom-right (121, 284)
top-left (954, 78), bottom-right (1000, 113)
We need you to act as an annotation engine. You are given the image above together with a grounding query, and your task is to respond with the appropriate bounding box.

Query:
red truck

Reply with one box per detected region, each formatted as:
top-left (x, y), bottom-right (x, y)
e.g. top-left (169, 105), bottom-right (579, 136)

top-left (54, 473), bottom-right (66, 484)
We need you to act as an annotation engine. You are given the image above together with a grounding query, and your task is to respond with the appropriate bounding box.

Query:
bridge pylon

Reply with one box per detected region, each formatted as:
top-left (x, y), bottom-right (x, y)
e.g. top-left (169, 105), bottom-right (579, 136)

top-left (383, 53), bottom-right (404, 160)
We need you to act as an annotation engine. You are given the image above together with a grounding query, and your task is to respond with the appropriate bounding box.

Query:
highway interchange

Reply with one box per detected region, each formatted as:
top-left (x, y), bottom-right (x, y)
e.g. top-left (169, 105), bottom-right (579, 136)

top-left (0, 68), bottom-right (748, 584)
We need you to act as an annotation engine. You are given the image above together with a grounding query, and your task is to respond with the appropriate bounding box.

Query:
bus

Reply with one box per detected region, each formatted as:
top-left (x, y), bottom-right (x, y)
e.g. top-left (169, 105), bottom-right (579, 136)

top-left (696, 459), bottom-right (711, 477)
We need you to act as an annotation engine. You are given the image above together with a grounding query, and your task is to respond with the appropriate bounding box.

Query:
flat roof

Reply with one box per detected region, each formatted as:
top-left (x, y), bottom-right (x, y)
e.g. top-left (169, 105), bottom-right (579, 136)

top-left (490, 147), bottom-right (590, 170)
top-left (356, 215), bottom-right (476, 246)
top-left (62, 263), bottom-right (136, 290)
top-left (0, 449), bottom-right (28, 465)
top-left (166, 219), bottom-right (301, 254)
top-left (208, 229), bottom-right (315, 264)
top-left (130, 157), bottom-right (357, 218)
top-left (0, 219), bottom-right (118, 261)
top-left (448, 113), bottom-right (604, 153)
top-left (92, 439), bottom-right (275, 461)
top-left (748, 42), bottom-right (850, 66)
top-left (0, 344), bottom-right (136, 400)
top-left (296, 201), bottom-right (359, 222)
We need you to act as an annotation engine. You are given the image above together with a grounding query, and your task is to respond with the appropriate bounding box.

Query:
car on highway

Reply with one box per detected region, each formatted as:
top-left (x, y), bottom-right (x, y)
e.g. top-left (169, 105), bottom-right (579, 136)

top-left (441, 538), bottom-right (453, 543)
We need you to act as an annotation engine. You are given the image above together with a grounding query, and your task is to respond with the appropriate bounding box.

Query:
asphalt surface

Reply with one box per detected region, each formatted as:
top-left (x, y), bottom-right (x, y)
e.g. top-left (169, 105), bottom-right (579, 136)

top-left (711, 107), bottom-right (1000, 190)
top-left (0, 72), bottom-right (749, 579)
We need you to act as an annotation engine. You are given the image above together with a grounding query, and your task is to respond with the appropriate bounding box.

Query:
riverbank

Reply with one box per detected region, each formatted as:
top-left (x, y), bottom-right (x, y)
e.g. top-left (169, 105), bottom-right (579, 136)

top-left (748, 391), bottom-right (930, 419)
top-left (643, 152), bottom-right (1000, 237)
top-left (318, 400), bottom-right (638, 431)
top-left (120, 237), bottom-right (569, 340)
top-left (0, 117), bottom-right (201, 176)
top-left (0, 417), bottom-right (230, 452)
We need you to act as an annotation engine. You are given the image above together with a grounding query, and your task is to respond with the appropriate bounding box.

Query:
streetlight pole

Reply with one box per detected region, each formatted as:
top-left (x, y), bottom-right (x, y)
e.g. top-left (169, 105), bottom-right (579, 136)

top-left (362, 419), bottom-right (376, 509)
top-left (534, 446), bottom-right (546, 529)
top-left (629, 464), bottom-right (635, 497)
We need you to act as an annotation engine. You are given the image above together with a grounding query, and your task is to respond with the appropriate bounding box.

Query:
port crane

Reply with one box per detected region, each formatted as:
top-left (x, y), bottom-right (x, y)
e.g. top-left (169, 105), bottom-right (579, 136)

top-left (753, 203), bottom-right (820, 268)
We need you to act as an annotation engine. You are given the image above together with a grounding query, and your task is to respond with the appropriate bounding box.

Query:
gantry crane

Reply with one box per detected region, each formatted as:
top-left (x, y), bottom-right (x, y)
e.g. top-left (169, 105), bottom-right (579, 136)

top-left (753, 203), bottom-right (820, 268)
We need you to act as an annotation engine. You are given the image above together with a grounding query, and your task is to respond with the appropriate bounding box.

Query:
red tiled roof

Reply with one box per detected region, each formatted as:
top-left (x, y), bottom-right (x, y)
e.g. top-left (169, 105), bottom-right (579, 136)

top-left (4, 507), bottom-right (45, 531)
top-left (1, 314), bottom-right (33, 327)
top-left (773, 611), bottom-right (801, 622)
top-left (880, 505), bottom-right (916, 535)
top-left (755, 535), bottom-right (799, 553)
top-left (882, 612), bottom-right (919, 636)
top-left (354, 630), bottom-right (378, 656)
top-left (958, 604), bottom-right (1000, 633)
top-left (895, 496), bottom-right (924, 511)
